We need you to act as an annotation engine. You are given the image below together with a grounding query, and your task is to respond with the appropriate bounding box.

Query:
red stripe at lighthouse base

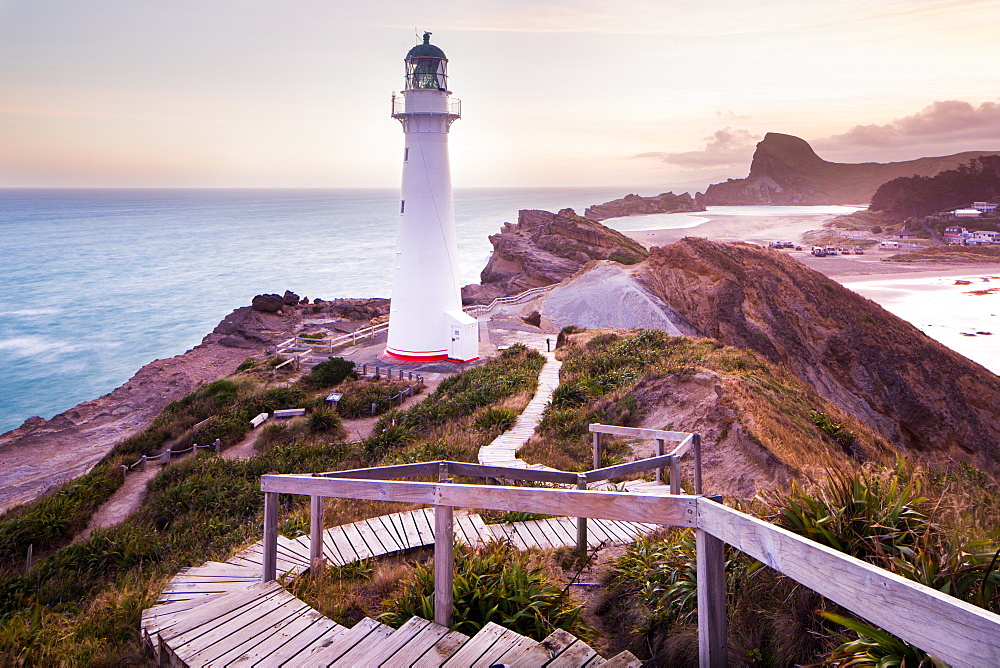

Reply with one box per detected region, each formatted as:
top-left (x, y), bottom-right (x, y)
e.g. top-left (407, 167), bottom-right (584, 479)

top-left (382, 347), bottom-right (449, 363)
top-left (382, 347), bottom-right (480, 364)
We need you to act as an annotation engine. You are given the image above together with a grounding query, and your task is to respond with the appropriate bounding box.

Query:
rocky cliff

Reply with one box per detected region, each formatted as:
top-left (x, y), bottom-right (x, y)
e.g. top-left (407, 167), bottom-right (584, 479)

top-left (584, 192), bottom-right (704, 221)
top-left (700, 132), bottom-right (994, 205)
top-left (462, 208), bottom-right (649, 304)
top-left (0, 295), bottom-right (389, 513)
top-left (628, 239), bottom-right (1000, 474)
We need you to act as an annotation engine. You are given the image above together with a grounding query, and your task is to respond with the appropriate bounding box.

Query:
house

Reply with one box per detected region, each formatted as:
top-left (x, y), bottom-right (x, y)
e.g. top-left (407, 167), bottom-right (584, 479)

top-left (943, 226), bottom-right (970, 245)
top-left (895, 230), bottom-right (921, 239)
top-left (953, 208), bottom-right (982, 218)
top-left (970, 230), bottom-right (1000, 245)
top-left (972, 202), bottom-right (998, 213)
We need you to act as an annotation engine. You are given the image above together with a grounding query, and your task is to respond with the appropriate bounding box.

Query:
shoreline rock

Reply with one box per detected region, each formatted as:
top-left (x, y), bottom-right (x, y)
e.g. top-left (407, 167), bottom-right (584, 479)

top-left (583, 191), bottom-right (704, 221)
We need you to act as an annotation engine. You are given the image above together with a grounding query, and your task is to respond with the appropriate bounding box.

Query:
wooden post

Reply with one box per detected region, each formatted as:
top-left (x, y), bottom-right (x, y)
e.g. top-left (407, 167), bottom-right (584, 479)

top-left (140, 455), bottom-right (147, 472)
top-left (693, 433), bottom-right (702, 494)
top-left (434, 463), bottom-right (454, 628)
top-left (262, 491), bottom-right (278, 583)
top-left (670, 456), bottom-right (682, 495)
top-left (213, 439), bottom-right (221, 453)
top-left (592, 432), bottom-right (601, 470)
top-left (120, 464), bottom-right (127, 476)
top-left (310, 495), bottom-right (324, 574)
top-left (697, 496), bottom-right (727, 668)
top-left (656, 438), bottom-right (665, 484)
top-left (164, 449), bottom-right (171, 464)
top-left (576, 473), bottom-right (588, 554)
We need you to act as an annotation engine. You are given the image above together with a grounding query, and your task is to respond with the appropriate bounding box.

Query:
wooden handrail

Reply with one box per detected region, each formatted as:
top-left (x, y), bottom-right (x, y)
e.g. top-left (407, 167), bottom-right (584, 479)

top-left (259, 474), bottom-right (1000, 667)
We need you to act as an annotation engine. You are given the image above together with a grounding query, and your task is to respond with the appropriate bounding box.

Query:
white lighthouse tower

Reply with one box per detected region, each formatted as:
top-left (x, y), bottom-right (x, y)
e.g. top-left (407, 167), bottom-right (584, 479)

top-left (385, 32), bottom-right (479, 363)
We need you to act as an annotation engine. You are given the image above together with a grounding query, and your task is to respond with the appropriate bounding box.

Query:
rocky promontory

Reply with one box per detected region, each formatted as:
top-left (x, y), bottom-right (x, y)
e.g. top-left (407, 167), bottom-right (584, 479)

top-left (0, 294), bottom-right (389, 513)
top-left (700, 132), bottom-right (994, 205)
top-left (461, 208), bottom-right (649, 304)
top-left (583, 191), bottom-right (704, 221)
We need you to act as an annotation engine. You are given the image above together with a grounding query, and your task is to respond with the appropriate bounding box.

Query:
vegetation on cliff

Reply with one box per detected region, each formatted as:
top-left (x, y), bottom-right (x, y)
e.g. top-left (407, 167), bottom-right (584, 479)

top-left (0, 348), bottom-right (544, 664)
top-left (870, 155), bottom-right (1000, 220)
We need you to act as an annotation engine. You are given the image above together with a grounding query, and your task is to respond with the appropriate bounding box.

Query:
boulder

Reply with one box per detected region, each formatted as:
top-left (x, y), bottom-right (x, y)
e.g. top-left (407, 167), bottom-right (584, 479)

top-left (282, 290), bottom-right (300, 306)
top-left (251, 293), bottom-right (284, 313)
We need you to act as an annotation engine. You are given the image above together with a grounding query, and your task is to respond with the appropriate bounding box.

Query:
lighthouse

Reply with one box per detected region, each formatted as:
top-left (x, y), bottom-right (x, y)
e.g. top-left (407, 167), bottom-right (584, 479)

top-left (385, 32), bottom-right (479, 363)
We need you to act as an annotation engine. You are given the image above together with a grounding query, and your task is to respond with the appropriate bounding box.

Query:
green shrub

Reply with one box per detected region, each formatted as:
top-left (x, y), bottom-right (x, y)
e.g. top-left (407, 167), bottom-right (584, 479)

top-left (337, 380), bottom-right (408, 419)
top-left (472, 406), bottom-right (517, 432)
top-left (550, 382), bottom-right (589, 408)
top-left (235, 358), bottom-right (258, 372)
top-left (304, 357), bottom-right (356, 388)
top-left (380, 540), bottom-right (590, 641)
top-left (307, 408), bottom-right (345, 436)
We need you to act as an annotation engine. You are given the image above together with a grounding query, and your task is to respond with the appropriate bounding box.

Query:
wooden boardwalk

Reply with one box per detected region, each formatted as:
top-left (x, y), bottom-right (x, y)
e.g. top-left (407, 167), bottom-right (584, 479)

top-left (143, 341), bottom-right (660, 666)
top-left (478, 350), bottom-right (562, 471)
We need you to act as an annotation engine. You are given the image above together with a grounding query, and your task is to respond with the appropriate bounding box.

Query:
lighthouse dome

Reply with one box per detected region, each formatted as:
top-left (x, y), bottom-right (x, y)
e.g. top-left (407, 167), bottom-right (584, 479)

top-left (404, 32), bottom-right (449, 90)
top-left (406, 35), bottom-right (446, 60)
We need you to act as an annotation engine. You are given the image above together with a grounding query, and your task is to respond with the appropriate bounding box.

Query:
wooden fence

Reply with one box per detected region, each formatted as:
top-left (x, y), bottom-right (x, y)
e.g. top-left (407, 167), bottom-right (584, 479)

top-left (260, 465), bottom-right (1000, 667)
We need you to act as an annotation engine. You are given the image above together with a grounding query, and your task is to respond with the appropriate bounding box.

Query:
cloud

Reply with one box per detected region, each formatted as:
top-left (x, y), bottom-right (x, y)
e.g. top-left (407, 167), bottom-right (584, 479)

top-left (635, 128), bottom-right (759, 168)
top-left (816, 100), bottom-right (1000, 150)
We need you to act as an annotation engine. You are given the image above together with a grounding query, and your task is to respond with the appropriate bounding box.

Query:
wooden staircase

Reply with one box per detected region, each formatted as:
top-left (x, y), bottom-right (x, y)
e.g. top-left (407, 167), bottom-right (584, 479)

top-left (143, 509), bottom-right (648, 666)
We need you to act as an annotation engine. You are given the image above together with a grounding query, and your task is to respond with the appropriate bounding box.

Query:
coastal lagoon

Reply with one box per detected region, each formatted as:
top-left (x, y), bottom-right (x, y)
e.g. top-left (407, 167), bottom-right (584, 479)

top-left (841, 272), bottom-right (1000, 375)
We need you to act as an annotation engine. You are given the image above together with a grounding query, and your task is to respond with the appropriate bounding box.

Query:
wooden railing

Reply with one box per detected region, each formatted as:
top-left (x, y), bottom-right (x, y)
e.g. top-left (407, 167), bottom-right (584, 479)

top-left (461, 283), bottom-right (558, 317)
top-left (589, 423), bottom-right (701, 493)
top-left (260, 463), bottom-right (1000, 667)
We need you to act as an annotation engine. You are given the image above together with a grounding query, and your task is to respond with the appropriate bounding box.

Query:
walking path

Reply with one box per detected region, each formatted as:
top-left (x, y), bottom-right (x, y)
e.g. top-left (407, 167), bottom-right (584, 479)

top-left (141, 334), bottom-right (662, 666)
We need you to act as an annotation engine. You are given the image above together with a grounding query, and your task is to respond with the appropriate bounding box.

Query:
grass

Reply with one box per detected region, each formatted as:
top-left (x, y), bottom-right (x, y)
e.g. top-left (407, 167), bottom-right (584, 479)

top-left (0, 345), bottom-right (548, 664)
top-left (519, 329), bottom-right (891, 481)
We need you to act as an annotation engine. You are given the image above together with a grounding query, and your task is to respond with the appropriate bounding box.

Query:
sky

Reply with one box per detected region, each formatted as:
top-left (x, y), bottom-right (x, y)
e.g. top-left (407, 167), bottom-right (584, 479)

top-left (1, 0), bottom-right (998, 191)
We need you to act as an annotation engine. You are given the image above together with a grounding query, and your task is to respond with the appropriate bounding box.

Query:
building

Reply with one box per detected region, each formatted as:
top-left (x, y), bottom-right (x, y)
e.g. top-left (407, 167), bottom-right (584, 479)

top-left (384, 33), bottom-right (479, 363)
top-left (953, 209), bottom-right (983, 218)
top-left (943, 226), bottom-right (970, 245)
top-left (970, 230), bottom-right (1000, 245)
top-left (972, 202), bottom-right (998, 213)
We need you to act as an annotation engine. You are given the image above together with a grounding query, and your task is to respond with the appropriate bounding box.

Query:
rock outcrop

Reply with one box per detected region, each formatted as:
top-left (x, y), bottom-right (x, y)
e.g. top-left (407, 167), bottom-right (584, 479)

top-left (700, 132), bottom-right (995, 205)
top-left (462, 208), bottom-right (649, 304)
top-left (631, 238), bottom-right (1000, 474)
top-left (0, 296), bottom-right (388, 513)
top-left (584, 192), bottom-right (704, 221)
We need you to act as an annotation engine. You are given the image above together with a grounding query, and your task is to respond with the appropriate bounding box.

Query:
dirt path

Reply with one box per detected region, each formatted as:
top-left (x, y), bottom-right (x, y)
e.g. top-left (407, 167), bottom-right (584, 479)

top-left (73, 376), bottom-right (448, 539)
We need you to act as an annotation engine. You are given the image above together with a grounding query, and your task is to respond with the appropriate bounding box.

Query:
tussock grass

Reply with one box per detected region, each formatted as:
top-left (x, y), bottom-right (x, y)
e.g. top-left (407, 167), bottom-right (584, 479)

top-left (521, 329), bottom-right (891, 481)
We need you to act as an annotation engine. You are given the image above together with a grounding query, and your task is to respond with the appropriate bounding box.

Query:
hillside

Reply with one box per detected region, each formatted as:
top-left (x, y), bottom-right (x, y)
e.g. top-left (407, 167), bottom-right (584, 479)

top-left (699, 132), bottom-right (994, 205)
top-left (632, 239), bottom-right (1000, 473)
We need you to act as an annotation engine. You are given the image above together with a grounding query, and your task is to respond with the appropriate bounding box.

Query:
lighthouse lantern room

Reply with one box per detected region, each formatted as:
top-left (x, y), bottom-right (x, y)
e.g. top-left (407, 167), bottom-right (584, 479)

top-left (385, 33), bottom-right (478, 363)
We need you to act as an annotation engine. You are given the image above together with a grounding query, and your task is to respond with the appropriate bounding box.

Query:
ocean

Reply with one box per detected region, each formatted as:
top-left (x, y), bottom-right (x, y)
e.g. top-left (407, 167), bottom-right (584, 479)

top-left (0, 187), bottom-right (637, 434)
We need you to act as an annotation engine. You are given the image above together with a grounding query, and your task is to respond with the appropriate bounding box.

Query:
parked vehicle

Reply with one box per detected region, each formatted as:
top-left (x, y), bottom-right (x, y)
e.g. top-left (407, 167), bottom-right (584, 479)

top-left (824, 247), bottom-right (838, 256)
top-left (812, 246), bottom-right (827, 257)
top-left (853, 246), bottom-right (864, 254)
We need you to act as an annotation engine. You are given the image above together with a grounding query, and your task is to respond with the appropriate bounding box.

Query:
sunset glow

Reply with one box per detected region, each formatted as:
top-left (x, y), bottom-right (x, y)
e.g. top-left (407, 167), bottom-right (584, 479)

top-left (1, 0), bottom-right (998, 189)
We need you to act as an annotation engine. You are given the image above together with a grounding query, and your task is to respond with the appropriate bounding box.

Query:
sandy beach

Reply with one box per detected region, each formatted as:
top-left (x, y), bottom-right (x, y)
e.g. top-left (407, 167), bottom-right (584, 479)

top-left (618, 207), bottom-right (1000, 374)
